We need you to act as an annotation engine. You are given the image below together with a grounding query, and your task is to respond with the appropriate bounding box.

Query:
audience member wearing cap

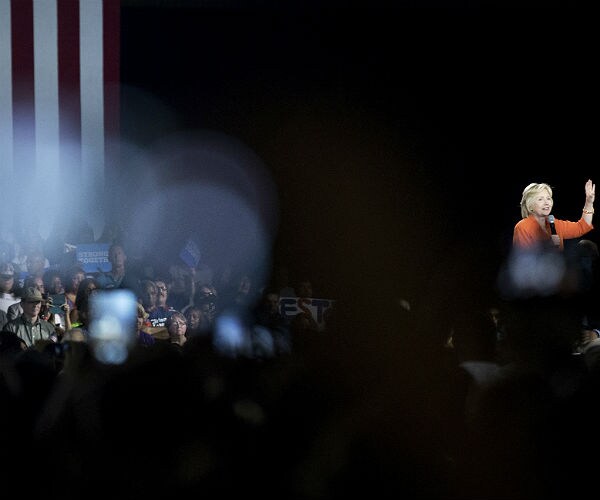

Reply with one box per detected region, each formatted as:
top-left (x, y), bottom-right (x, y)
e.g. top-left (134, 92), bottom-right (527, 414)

top-left (7, 275), bottom-right (46, 321)
top-left (2, 286), bottom-right (57, 348)
top-left (0, 262), bottom-right (19, 314)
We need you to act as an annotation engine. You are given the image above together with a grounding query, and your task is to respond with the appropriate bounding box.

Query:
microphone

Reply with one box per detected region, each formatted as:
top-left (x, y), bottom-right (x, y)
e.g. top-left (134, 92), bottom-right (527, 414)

top-left (548, 214), bottom-right (557, 235)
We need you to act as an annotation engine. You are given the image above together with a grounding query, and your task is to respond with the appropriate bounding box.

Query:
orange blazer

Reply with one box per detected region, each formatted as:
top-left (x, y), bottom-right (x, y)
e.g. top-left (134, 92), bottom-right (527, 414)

top-left (513, 214), bottom-right (593, 251)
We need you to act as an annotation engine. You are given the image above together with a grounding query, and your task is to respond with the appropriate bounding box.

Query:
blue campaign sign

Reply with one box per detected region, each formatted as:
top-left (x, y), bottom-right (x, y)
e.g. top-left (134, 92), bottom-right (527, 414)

top-left (76, 242), bottom-right (111, 273)
top-left (279, 297), bottom-right (334, 331)
top-left (179, 238), bottom-right (201, 268)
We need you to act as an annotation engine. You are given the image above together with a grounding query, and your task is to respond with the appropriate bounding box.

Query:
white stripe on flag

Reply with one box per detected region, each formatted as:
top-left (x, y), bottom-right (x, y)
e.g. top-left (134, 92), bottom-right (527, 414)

top-left (80, 0), bottom-right (105, 196)
top-left (0, 0), bottom-right (13, 185)
top-left (33, 0), bottom-right (60, 189)
top-left (0, 0), bottom-right (14, 236)
top-left (1, 0), bottom-right (118, 241)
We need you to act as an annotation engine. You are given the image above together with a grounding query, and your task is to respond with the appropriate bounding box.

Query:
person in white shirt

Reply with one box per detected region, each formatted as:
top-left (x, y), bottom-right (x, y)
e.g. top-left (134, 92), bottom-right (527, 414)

top-left (0, 262), bottom-right (19, 314)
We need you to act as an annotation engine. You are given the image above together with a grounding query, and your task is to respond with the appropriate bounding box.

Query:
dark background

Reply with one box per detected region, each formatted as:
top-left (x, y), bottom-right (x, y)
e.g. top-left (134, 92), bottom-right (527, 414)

top-left (119, 3), bottom-right (596, 311)
top-left (114, 5), bottom-right (599, 495)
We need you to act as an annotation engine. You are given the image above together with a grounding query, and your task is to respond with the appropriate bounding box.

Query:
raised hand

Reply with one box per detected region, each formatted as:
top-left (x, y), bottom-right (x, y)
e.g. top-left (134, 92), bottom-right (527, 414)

top-left (585, 179), bottom-right (595, 203)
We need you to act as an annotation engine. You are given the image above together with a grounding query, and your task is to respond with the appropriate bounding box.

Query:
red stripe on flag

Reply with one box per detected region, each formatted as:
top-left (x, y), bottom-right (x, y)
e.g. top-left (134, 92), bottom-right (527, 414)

top-left (11, 0), bottom-right (35, 180)
top-left (8, 0), bottom-right (120, 214)
top-left (57, 0), bottom-right (81, 181)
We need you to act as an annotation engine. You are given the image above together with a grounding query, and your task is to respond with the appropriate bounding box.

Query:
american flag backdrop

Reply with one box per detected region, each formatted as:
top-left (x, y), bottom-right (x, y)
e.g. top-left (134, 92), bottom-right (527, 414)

top-left (0, 0), bottom-right (119, 240)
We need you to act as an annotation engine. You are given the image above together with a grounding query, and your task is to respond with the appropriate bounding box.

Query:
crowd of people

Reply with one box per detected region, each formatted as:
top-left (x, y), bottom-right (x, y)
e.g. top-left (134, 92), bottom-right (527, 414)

top-left (1, 177), bottom-right (600, 499)
top-left (0, 225), bottom-right (314, 357)
top-left (0, 220), bottom-right (342, 498)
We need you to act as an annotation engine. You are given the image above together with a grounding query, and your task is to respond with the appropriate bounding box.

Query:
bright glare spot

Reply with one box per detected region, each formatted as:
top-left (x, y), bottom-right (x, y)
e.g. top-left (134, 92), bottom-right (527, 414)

top-left (214, 313), bottom-right (250, 357)
top-left (499, 247), bottom-right (566, 299)
top-left (93, 341), bottom-right (129, 365)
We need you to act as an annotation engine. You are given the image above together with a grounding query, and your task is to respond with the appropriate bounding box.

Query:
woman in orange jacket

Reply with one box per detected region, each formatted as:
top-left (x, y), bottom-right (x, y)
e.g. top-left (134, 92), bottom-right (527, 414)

top-left (513, 179), bottom-right (595, 251)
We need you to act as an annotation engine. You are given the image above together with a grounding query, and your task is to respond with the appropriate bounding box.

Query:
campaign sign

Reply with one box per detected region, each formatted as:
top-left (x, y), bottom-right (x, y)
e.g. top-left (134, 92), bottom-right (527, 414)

top-left (279, 297), bottom-right (334, 332)
top-left (76, 242), bottom-right (111, 273)
top-left (179, 238), bottom-right (201, 268)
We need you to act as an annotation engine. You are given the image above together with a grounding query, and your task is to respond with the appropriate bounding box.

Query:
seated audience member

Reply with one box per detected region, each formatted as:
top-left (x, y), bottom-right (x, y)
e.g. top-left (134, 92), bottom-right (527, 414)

top-left (0, 262), bottom-right (19, 314)
top-left (137, 279), bottom-right (158, 317)
top-left (166, 311), bottom-right (188, 349)
top-left (96, 243), bottom-right (138, 291)
top-left (43, 269), bottom-right (65, 296)
top-left (191, 284), bottom-right (219, 331)
top-left (63, 265), bottom-right (86, 311)
top-left (147, 278), bottom-right (176, 327)
top-left (7, 274), bottom-right (46, 321)
top-left (3, 287), bottom-right (57, 348)
top-left (184, 306), bottom-right (209, 338)
top-left (69, 278), bottom-right (99, 331)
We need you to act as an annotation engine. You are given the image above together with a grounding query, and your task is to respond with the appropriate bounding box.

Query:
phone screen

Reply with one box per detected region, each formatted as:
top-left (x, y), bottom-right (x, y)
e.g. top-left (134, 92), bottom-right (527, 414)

top-left (50, 293), bottom-right (66, 315)
top-left (88, 289), bottom-right (137, 364)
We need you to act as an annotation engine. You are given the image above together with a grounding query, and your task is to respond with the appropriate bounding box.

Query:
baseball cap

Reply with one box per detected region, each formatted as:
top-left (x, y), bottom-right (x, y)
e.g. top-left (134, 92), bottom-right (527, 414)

top-left (21, 286), bottom-right (45, 303)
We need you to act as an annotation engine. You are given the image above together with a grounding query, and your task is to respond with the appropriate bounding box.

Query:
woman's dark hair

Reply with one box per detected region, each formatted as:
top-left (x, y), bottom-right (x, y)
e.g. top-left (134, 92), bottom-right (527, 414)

top-left (75, 277), bottom-right (100, 311)
top-left (63, 265), bottom-right (86, 292)
top-left (42, 268), bottom-right (63, 293)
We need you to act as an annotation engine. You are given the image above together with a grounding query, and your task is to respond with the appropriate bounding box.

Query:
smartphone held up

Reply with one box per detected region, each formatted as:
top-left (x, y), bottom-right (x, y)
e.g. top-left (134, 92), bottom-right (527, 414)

top-left (88, 289), bottom-right (138, 364)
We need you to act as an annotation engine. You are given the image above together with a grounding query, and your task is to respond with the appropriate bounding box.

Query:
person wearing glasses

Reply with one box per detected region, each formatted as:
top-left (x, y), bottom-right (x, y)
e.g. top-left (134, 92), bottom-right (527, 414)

top-left (166, 311), bottom-right (187, 348)
top-left (148, 278), bottom-right (176, 328)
